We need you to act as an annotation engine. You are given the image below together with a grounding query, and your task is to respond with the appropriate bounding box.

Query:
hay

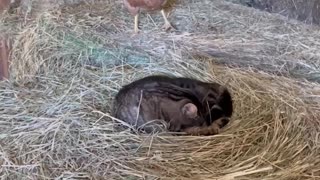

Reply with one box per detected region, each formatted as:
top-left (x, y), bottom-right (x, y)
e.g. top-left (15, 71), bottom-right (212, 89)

top-left (1, 0), bottom-right (320, 179)
top-left (5, 0), bottom-right (320, 82)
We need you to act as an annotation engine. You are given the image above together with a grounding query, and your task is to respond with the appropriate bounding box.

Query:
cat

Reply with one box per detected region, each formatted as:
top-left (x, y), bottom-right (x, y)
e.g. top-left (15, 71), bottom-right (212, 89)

top-left (112, 77), bottom-right (205, 133)
top-left (129, 75), bottom-right (233, 128)
top-left (112, 75), bottom-right (233, 135)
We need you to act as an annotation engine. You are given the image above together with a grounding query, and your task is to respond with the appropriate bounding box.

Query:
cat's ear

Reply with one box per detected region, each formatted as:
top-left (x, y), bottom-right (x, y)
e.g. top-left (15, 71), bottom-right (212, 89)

top-left (182, 103), bottom-right (198, 118)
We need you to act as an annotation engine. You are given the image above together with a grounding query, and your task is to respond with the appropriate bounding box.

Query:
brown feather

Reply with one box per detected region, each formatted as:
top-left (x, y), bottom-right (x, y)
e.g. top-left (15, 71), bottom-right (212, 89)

top-left (0, 0), bottom-right (10, 12)
top-left (123, 0), bottom-right (168, 15)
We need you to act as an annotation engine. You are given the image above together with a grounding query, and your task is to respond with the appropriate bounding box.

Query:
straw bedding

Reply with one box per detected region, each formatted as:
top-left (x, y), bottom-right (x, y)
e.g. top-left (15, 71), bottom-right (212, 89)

top-left (0, 0), bottom-right (320, 179)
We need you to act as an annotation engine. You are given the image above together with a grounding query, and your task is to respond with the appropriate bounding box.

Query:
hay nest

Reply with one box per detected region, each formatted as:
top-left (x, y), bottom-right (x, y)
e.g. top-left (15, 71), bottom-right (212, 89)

top-left (1, 0), bottom-right (320, 179)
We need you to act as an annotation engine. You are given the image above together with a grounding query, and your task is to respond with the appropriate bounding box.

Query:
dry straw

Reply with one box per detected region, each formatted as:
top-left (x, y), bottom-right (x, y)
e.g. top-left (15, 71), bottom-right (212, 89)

top-left (0, 0), bottom-right (320, 179)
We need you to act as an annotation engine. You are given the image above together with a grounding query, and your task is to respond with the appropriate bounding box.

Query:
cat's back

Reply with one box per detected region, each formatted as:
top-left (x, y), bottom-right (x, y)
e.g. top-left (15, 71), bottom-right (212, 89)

top-left (112, 75), bottom-right (174, 116)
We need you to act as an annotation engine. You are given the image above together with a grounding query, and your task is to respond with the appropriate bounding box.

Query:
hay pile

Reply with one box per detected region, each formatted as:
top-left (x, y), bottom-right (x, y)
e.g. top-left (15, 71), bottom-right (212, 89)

top-left (1, 0), bottom-right (320, 179)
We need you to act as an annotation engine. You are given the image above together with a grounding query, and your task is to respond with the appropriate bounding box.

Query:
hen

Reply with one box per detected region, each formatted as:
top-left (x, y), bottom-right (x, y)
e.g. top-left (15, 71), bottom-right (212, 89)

top-left (123, 0), bottom-right (174, 33)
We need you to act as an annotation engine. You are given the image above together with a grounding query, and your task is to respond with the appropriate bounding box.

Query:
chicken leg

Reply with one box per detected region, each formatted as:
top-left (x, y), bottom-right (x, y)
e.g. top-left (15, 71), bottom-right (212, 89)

top-left (133, 9), bottom-right (174, 33)
top-left (161, 9), bottom-right (174, 31)
top-left (134, 13), bottom-right (140, 33)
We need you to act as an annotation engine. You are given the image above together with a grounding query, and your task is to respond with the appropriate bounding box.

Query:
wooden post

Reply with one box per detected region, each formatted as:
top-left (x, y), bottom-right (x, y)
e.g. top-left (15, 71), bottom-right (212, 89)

top-left (0, 35), bottom-right (11, 81)
top-left (0, 0), bottom-right (11, 81)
